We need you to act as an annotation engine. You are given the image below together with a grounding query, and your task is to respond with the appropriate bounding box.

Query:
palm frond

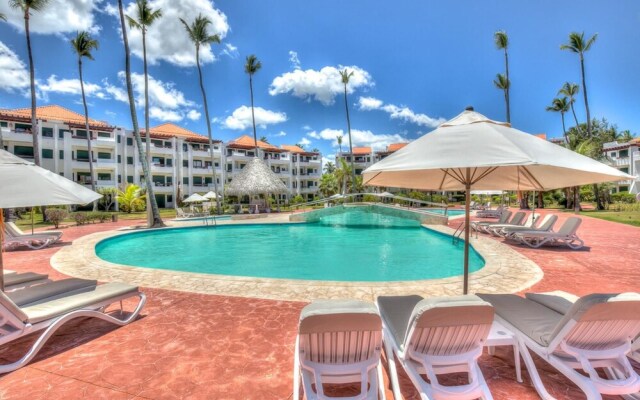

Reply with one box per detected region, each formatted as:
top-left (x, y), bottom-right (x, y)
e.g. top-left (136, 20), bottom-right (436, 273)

top-left (494, 30), bottom-right (508, 49)
top-left (71, 31), bottom-right (99, 60)
top-left (0, 13), bottom-right (6, 21)
top-left (584, 33), bottom-right (598, 51)
top-left (244, 54), bottom-right (262, 74)
top-left (493, 73), bottom-right (509, 90)
top-left (126, 15), bottom-right (141, 30)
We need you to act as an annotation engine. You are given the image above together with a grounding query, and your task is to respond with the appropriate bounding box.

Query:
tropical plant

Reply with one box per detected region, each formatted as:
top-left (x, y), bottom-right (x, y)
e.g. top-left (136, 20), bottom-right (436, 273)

top-left (126, 0), bottom-right (162, 170)
top-left (117, 0), bottom-right (163, 227)
top-left (617, 129), bottom-right (635, 143)
top-left (339, 69), bottom-right (356, 191)
top-left (10, 0), bottom-right (50, 165)
top-left (336, 135), bottom-right (343, 153)
top-left (318, 173), bottom-right (339, 197)
top-left (334, 158), bottom-right (352, 195)
top-left (493, 73), bottom-right (510, 121)
top-left (494, 30), bottom-right (511, 122)
top-left (561, 32), bottom-right (598, 138)
top-left (545, 97), bottom-right (570, 138)
top-left (244, 54), bottom-right (262, 153)
top-left (44, 208), bottom-right (68, 228)
top-left (71, 31), bottom-right (99, 205)
top-left (323, 161), bottom-right (336, 174)
top-left (558, 82), bottom-right (581, 129)
top-left (312, 147), bottom-right (320, 153)
top-left (0, 13), bottom-right (6, 21)
top-left (97, 187), bottom-right (118, 211)
top-left (116, 184), bottom-right (147, 213)
top-left (259, 135), bottom-right (268, 143)
top-left (180, 14), bottom-right (222, 214)
top-left (295, 142), bottom-right (305, 149)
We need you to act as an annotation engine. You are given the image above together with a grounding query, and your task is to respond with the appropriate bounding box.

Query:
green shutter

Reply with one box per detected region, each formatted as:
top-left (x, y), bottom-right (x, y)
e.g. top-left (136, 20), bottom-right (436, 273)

top-left (42, 149), bottom-right (53, 159)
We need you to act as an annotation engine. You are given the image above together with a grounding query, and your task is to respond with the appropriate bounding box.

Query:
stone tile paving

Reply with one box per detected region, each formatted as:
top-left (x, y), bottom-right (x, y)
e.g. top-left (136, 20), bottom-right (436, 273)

top-left (0, 210), bottom-right (638, 399)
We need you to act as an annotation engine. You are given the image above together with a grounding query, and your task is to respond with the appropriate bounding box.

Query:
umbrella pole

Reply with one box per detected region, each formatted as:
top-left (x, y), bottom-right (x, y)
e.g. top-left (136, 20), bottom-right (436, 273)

top-left (463, 175), bottom-right (471, 295)
top-left (0, 210), bottom-right (4, 291)
top-left (31, 207), bottom-right (34, 235)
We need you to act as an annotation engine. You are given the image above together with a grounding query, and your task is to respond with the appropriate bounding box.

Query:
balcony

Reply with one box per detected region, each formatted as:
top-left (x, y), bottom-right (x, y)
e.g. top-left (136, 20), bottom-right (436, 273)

top-left (227, 151), bottom-right (255, 159)
top-left (612, 157), bottom-right (630, 166)
top-left (153, 183), bottom-right (174, 192)
top-left (151, 144), bottom-right (174, 155)
top-left (151, 164), bottom-right (174, 174)
top-left (2, 129), bottom-right (33, 142)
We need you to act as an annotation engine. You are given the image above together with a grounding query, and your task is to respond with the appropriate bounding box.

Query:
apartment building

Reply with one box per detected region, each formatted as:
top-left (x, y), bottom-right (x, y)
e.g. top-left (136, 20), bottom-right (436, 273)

top-left (0, 105), bottom-right (321, 207)
top-left (603, 138), bottom-right (640, 194)
top-left (336, 143), bottom-right (408, 175)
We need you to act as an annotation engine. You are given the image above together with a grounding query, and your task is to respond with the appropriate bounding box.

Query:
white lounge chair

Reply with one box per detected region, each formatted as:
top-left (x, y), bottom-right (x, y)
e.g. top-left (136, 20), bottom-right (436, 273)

top-left (5, 222), bottom-right (62, 241)
top-left (478, 292), bottom-right (640, 399)
top-left (3, 271), bottom-right (50, 291)
top-left (487, 212), bottom-right (534, 236)
top-left (477, 211), bottom-right (525, 234)
top-left (175, 208), bottom-right (195, 219)
top-left (0, 280), bottom-right (145, 373)
top-left (377, 295), bottom-right (494, 400)
top-left (293, 299), bottom-right (385, 400)
top-left (501, 214), bottom-right (558, 240)
top-left (514, 216), bottom-right (584, 249)
top-left (2, 223), bottom-right (61, 251)
top-left (471, 210), bottom-right (512, 232)
top-left (475, 204), bottom-right (503, 218)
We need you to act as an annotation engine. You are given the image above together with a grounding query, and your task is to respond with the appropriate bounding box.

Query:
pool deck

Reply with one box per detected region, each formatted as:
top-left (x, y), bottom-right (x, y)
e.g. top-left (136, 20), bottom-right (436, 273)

top-left (0, 210), bottom-right (639, 399)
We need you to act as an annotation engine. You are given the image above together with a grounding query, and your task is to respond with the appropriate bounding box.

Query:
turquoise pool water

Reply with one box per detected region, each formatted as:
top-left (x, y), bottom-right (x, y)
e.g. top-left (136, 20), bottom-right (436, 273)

top-left (419, 208), bottom-right (466, 216)
top-left (96, 209), bottom-right (484, 282)
top-left (174, 215), bottom-right (232, 222)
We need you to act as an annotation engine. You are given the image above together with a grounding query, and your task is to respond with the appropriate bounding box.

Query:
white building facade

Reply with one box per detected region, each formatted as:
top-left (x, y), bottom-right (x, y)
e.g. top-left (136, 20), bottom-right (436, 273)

top-left (603, 139), bottom-right (640, 194)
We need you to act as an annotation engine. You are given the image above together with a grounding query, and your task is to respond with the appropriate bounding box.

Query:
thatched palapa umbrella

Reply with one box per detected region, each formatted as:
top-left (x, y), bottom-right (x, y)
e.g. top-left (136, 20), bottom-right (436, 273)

top-left (226, 158), bottom-right (288, 200)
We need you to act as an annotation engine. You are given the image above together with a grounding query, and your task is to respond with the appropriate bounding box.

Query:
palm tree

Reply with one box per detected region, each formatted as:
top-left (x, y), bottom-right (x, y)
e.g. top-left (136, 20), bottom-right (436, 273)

top-left (70, 31), bottom-right (99, 204)
top-left (180, 15), bottom-right (222, 214)
top-left (335, 158), bottom-right (352, 195)
top-left (494, 30), bottom-right (511, 123)
top-left (0, 13), bottom-right (6, 21)
top-left (323, 161), bottom-right (336, 174)
top-left (558, 82), bottom-right (581, 130)
top-left (318, 173), bottom-right (338, 197)
top-left (545, 97), bottom-right (570, 139)
top-left (117, 0), bottom-right (163, 227)
top-left (10, 0), bottom-right (50, 166)
top-left (259, 135), bottom-right (268, 143)
top-left (617, 130), bottom-right (634, 143)
top-left (126, 0), bottom-right (162, 170)
top-left (336, 135), bottom-right (343, 153)
top-left (295, 143), bottom-right (305, 150)
top-left (244, 54), bottom-right (262, 154)
top-left (339, 69), bottom-right (356, 192)
top-left (561, 32), bottom-right (598, 138)
top-left (493, 73), bottom-right (510, 121)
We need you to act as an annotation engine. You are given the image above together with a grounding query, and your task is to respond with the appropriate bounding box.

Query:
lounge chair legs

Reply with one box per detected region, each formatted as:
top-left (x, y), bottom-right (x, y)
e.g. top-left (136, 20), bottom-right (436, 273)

top-left (515, 338), bottom-right (557, 400)
top-left (0, 293), bottom-right (145, 374)
top-left (382, 330), bottom-right (403, 400)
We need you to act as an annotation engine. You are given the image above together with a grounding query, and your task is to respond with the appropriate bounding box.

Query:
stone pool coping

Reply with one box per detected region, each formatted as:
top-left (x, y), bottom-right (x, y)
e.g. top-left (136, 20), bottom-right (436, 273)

top-left (51, 215), bottom-right (543, 301)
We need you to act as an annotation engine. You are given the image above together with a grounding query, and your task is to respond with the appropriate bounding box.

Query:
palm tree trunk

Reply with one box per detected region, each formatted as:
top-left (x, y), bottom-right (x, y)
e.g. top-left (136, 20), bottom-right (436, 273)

top-left (196, 46), bottom-right (221, 214)
top-left (344, 85), bottom-right (355, 194)
top-left (570, 103), bottom-right (580, 129)
top-left (249, 74), bottom-right (258, 154)
top-left (142, 29), bottom-right (152, 224)
top-left (118, 0), bottom-right (164, 228)
top-left (504, 48), bottom-right (511, 124)
top-left (593, 183), bottom-right (603, 210)
top-left (78, 58), bottom-right (97, 210)
top-left (24, 10), bottom-right (39, 166)
top-left (574, 186), bottom-right (581, 214)
top-left (561, 113), bottom-right (567, 139)
top-left (580, 55), bottom-right (592, 137)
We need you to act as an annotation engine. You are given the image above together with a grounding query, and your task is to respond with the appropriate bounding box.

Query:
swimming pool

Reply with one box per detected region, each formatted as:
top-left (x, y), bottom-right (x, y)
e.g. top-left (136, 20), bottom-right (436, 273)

top-left (174, 215), bottom-right (232, 222)
top-left (96, 209), bottom-right (484, 282)
top-left (420, 208), bottom-right (466, 216)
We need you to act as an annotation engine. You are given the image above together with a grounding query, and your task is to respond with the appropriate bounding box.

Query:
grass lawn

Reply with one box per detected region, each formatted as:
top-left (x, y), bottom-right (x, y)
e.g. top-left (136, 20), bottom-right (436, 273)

top-left (578, 209), bottom-right (640, 227)
top-left (12, 209), bottom-right (177, 230)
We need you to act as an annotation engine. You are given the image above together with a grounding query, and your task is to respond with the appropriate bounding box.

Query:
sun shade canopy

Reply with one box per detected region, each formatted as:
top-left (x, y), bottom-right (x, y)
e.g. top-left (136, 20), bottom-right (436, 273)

top-left (226, 158), bottom-right (288, 196)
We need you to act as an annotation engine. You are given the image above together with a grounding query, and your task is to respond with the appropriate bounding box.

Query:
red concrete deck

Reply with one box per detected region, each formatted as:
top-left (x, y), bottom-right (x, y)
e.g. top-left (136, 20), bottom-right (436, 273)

top-left (0, 212), bottom-right (639, 399)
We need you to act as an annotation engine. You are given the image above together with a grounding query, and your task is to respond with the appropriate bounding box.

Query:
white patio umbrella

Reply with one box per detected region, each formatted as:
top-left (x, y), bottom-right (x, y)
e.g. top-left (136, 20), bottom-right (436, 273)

top-left (0, 149), bottom-right (102, 289)
top-left (182, 193), bottom-right (207, 203)
top-left (363, 108), bottom-right (634, 294)
top-left (203, 191), bottom-right (218, 200)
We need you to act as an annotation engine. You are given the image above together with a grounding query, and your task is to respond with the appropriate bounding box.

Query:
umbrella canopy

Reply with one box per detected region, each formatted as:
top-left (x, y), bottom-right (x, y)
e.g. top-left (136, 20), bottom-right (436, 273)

top-left (363, 109), bottom-right (633, 294)
top-left (379, 191), bottom-right (395, 197)
top-left (203, 191), bottom-right (218, 200)
top-left (471, 190), bottom-right (503, 196)
top-left (183, 193), bottom-right (207, 203)
top-left (0, 149), bottom-right (102, 208)
top-left (226, 158), bottom-right (288, 196)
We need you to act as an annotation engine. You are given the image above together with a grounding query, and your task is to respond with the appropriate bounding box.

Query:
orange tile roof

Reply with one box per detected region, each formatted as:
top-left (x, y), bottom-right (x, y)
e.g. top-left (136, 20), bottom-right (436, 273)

top-left (352, 147), bottom-right (372, 155)
top-left (227, 135), bottom-right (281, 151)
top-left (387, 143), bottom-right (408, 152)
top-left (0, 105), bottom-right (112, 129)
top-left (280, 144), bottom-right (305, 153)
top-left (534, 133), bottom-right (547, 140)
top-left (142, 123), bottom-right (212, 142)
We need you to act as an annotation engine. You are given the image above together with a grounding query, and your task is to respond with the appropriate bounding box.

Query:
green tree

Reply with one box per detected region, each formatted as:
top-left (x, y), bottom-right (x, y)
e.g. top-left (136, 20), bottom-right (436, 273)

top-left (70, 31), bottom-right (99, 204)
top-left (259, 135), bottom-right (268, 143)
top-left (561, 32), bottom-right (598, 138)
top-left (126, 0), bottom-right (162, 170)
top-left (493, 73), bottom-right (510, 122)
top-left (323, 161), bottom-right (336, 174)
top-left (558, 82), bottom-right (581, 130)
top-left (494, 31), bottom-right (511, 123)
top-left (244, 54), bottom-right (262, 154)
top-left (336, 135), bottom-right (343, 153)
top-left (116, 184), bottom-right (146, 213)
top-left (117, 0), bottom-right (164, 227)
top-left (339, 69), bottom-right (356, 192)
top-left (334, 158), bottom-right (352, 195)
top-left (295, 142), bottom-right (305, 149)
top-left (617, 129), bottom-right (634, 143)
top-left (545, 97), bottom-right (570, 139)
top-left (10, 0), bottom-right (50, 166)
top-left (180, 14), bottom-right (222, 214)
top-left (319, 173), bottom-right (339, 197)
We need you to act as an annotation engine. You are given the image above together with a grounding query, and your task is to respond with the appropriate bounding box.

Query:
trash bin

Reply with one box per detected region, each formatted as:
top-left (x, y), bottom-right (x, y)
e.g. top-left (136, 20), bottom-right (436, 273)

top-left (111, 214), bottom-right (118, 222)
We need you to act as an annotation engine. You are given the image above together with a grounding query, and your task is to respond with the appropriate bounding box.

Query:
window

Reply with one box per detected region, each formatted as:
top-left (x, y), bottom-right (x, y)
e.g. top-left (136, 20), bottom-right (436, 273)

top-left (98, 173), bottom-right (111, 181)
top-left (166, 177), bottom-right (173, 186)
top-left (126, 137), bottom-right (133, 146)
top-left (59, 150), bottom-right (64, 160)
top-left (166, 159), bottom-right (173, 167)
top-left (183, 160), bottom-right (188, 167)
top-left (620, 167), bottom-right (629, 174)
top-left (619, 186), bottom-right (629, 192)
top-left (76, 150), bottom-right (90, 160)
top-left (205, 177), bottom-right (212, 184)
top-left (127, 156), bottom-right (133, 165)
top-left (0, 121), bottom-right (7, 127)
top-left (98, 152), bottom-right (111, 160)
top-left (42, 127), bottom-right (53, 137)
top-left (97, 132), bottom-right (110, 138)
top-left (127, 175), bottom-right (133, 183)
top-left (15, 123), bottom-right (32, 132)
top-left (14, 146), bottom-right (34, 158)
top-left (620, 149), bottom-right (629, 158)
top-left (152, 175), bottom-right (165, 185)
top-left (59, 129), bottom-right (70, 139)
top-left (167, 195), bottom-right (173, 203)
top-left (117, 155), bottom-right (122, 163)
top-left (42, 149), bottom-right (53, 159)
top-left (117, 135), bottom-right (121, 143)
top-left (118, 175), bottom-right (122, 183)
top-left (193, 160), bottom-right (203, 168)
top-left (610, 152), bottom-right (617, 158)
top-left (183, 177), bottom-right (189, 184)
top-left (75, 129), bottom-right (88, 138)
top-left (193, 176), bottom-right (203, 185)
top-left (205, 161), bottom-right (212, 168)
top-left (183, 143), bottom-right (188, 152)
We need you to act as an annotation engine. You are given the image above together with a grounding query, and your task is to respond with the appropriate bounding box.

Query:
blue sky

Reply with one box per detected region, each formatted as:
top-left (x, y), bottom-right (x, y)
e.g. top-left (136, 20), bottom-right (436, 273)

top-left (1, 0), bottom-right (639, 162)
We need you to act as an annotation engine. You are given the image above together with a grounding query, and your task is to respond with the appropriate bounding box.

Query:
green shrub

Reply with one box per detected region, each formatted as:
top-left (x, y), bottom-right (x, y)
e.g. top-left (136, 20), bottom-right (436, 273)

top-left (362, 194), bottom-right (379, 202)
top-left (44, 208), bottom-right (68, 229)
top-left (87, 212), bottom-right (111, 223)
top-left (611, 192), bottom-right (637, 204)
top-left (73, 212), bottom-right (88, 225)
top-left (291, 195), bottom-right (305, 205)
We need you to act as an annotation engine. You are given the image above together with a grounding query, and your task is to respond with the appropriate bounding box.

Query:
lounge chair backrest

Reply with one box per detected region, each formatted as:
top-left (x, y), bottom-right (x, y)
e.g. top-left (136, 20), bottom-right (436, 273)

top-left (299, 300), bottom-right (382, 364)
top-left (5, 223), bottom-right (23, 237)
top-left (497, 210), bottom-right (512, 223)
top-left (508, 211), bottom-right (526, 226)
top-left (550, 293), bottom-right (640, 351)
top-left (0, 291), bottom-right (28, 324)
top-left (536, 215), bottom-right (558, 231)
top-left (557, 217), bottom-right (582, 236)
top-left (523, 214), bottom-right (536, 227)
top-left (406, 295), bottom-right (493, 356)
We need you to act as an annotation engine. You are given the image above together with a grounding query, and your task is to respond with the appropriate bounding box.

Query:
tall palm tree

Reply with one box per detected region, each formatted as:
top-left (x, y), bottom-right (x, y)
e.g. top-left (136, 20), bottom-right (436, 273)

top-left (244, 54), bottom-right (262, 154)
top-left (117, 0), bottom-right (163, 227)
top-left (617, 129), bottom-right (634, 143)
top-left (494, 30), bottom-right (510, 123)
top-left (180, 15), bottom-right (221, 214)
top-left (493, 73), bottom-right (510, 121)
top-left (70, 31), bottom-right (98, 203)
top-left (558, 82), bottom-right (581, 130)
top-left (561, 32), bottom-right (597, 138)
top-left (339, 69), bottom-right (356, 192)
top-left (259, 135), bottom-right (268, 143)
top-left (323, 161), bottom-right (336, 174)
top-left (335, 158), bottom-right (352, 195)
top-left (546, 97), bottom-right (570, 139)
top-left (10, 0), bottom-right (50, 166)
top-left (336, 135), bottom-right (343, 153)
top-left (126, 0), bottom-right (162, 170)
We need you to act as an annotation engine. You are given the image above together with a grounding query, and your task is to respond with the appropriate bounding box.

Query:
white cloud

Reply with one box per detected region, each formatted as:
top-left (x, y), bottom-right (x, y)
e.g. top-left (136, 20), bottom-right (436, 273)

top-left (0, 41), bottom-right (30, 94)
top-left (221, 43), bottom-right (238, 58)
top-left (117, 71), bottom-right (194, 110)
top-left (307, 128), bottom-right (407, 151)
top-left (103, 80), bottom-right (129, 103)
top-left (149, 107), bottom-right (182, 122)
top-left (269, 64), bottom-right (373, 106)
top-left (298, 137), bottom-right (311, 147)
top-left (120, 0), bottom-right (229, 67)
top-left (288, 50), bottom-right (301, 70)
top-left (0, 0), bottom-right (101, 34)
top-left (273, 131), bottom-right (287, 137)
top-left (357, 96), bottom-right (445, 128)
top-left (302, 125), bottom-right (312, 131)
top-left (222, 106), bottom-right (287, 130)
top-left (187, 109), bottom-right (201, 121)
top-left (39, 75), bottom-right (103, 97)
